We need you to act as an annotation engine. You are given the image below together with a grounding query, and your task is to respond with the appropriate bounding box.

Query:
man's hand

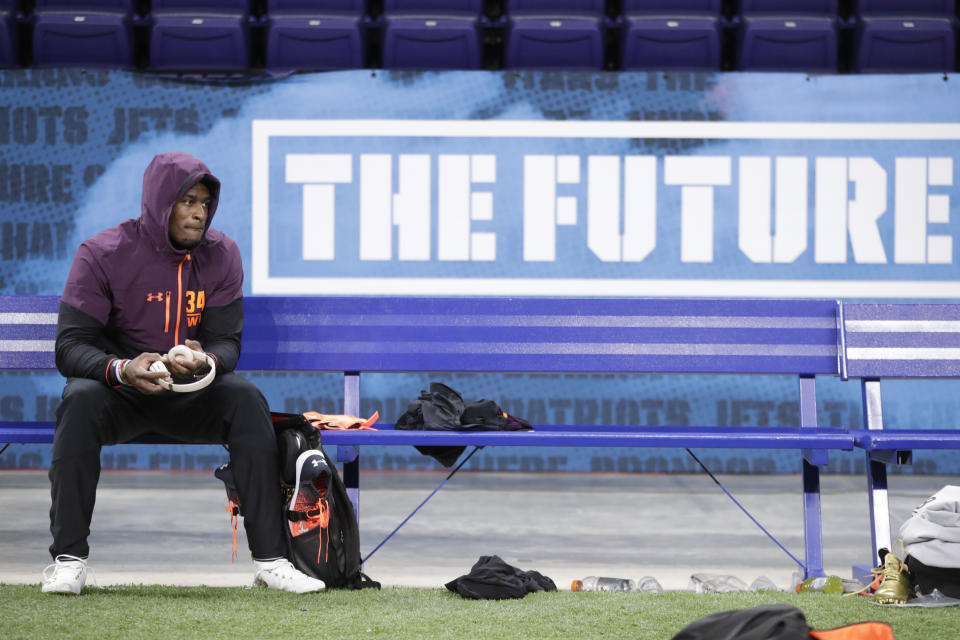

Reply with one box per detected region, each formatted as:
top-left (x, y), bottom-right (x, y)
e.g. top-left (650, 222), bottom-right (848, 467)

top-left (123, 353), bottom-right (172, 394)
top-left (164, 339), bottom-right (211, 377)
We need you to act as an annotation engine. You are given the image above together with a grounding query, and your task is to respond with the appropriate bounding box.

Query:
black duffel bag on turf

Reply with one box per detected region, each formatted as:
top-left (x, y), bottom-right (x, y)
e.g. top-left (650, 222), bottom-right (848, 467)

top-left (669, 605), bottom-right (894, 640)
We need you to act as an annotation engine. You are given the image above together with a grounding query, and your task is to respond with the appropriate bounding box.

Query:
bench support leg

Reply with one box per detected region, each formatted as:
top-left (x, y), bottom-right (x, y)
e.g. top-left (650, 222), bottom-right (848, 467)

top-left (862, 379), bottom-right (892, 567)
top-left (801, 459), bottom-right (825, 578)
top-left (798, 374), bottom-right (825, 578)
top-left (340, 372), bottom-right (361, 520)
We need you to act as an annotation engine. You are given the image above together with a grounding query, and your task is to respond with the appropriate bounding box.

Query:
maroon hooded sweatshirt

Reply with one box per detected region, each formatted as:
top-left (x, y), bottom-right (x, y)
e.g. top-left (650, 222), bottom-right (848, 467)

top-left (57, 152), bottom-right (244, 385)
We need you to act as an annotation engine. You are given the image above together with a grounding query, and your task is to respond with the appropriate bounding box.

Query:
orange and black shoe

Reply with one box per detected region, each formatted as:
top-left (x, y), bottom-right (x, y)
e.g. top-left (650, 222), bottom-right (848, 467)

top-left (287, 449), bottom-right (331, 537)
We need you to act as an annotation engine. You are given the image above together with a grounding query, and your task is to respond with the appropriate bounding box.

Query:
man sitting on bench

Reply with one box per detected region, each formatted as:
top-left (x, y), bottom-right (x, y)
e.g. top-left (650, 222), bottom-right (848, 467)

top-left (42, 152), bottom-right (324, 595)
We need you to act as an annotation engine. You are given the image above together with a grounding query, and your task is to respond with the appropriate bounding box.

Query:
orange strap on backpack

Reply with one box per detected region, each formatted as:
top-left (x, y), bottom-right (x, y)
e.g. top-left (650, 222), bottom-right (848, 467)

top-left (224, 500), bottom-right (239, 563)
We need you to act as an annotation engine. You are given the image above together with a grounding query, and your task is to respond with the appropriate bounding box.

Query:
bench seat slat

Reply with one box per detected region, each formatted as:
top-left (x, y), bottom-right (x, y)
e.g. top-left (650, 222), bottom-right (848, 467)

top-left (263, 312), bottom-right (837, 329)
top-left (845, 304), bottom-right (960, 322)
top-left (844, 358), bottom-right (960, 378)
top-left (321, 429), bottom-right (855, 449)
top-left (0, 296), bottom-right (60, 314)
top-left (1, 421), bottom-right (853, 450)
top-left (0, 352), bottom-right (56, 369)
top-left (253, 324), bottom-right (838, 346)
top-left (0, 325), bottom-right (58, 340)
top-left (258, 297), bottom-right (837, 319)
top-left (0, 424), bottom-right (55, 442)
top-left (239, 351), bottom-right (839, 375)
top-left (853, 429), bottom-right (960, 451)
top-left (847, 334), bottom-right (960, 349)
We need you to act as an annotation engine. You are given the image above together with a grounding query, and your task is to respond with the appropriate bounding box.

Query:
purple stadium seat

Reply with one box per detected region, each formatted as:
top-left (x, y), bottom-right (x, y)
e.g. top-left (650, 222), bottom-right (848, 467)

top-left (382, 15), bottom-right (481, 69)
top-left (854, 17), bottom-right (956, 72)
top-left (623, 0), bottom-right (722, 13)
top-left (737, 15), bottom-right (838, 71)
top-left (382, 0), bottom-right (483, 12)
top-left (854, 0), bottom-right (956, 16)
top-left (266, 0), bottom-right (365, 70)
top-left (622, 15), bottom-right (721, 70)
top-left (737, 0), bottom-right (838, 14)
top-left (149, 13), bottom-right (250, 70)
top-left (508, 0), bottom-right (605, 14)
top-left (0, 8), bottom-right (16, 68)
top-left (33, 10), bottom-right (134, 67)
top-left (266, 15), bottom-right (365, 69)
top-left (505, 15), bottom-right (605, 69)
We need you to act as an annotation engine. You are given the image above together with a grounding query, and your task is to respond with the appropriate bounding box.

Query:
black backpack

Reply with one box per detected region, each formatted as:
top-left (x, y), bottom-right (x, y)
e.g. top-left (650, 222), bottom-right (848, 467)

top-left (215, 412), bottom-right (379, 590)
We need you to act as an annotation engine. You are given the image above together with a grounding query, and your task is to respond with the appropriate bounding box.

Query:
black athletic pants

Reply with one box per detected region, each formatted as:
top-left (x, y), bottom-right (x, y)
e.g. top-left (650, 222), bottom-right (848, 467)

top-left (48, 373), bottom-right (287, 561)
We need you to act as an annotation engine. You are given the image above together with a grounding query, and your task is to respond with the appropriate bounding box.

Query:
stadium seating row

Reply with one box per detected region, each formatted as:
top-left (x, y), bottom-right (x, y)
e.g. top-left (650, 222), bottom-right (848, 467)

top-left (8, 1), bottom-right (959, 17)
top-left (0, 1), bottom-right (957, 72)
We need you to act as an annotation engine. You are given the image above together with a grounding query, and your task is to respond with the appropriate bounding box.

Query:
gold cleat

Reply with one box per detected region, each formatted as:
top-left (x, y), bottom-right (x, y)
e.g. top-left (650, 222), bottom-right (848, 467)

top-left (872, 546), bottom-right (915, 605)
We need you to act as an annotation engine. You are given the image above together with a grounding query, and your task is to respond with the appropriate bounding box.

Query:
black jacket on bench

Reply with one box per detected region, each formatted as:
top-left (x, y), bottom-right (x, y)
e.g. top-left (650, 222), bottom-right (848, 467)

top-left (395, 382), bottom-right (531, 466)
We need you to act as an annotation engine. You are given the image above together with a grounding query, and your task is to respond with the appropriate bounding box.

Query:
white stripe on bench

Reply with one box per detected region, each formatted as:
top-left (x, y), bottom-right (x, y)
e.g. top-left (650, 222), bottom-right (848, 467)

top-left (0, 340), bottom-right (57, 351)
top-left (846, 320), bottom-right (960, 333)
top-left (270, 341), bottom-right (838, 357)
top-left (273, 313), bottom-right (837, 329)
top-left (847, 347), bottom-right (960, 360)
top-left (0, 313), bottom-right (58, 324)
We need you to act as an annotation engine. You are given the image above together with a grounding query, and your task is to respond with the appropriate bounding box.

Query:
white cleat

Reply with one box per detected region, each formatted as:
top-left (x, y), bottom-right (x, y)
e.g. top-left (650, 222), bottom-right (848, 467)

top-left (41, 554), bottom-right (87, 595)
top-left (253, 558), bottom-right (325, 594)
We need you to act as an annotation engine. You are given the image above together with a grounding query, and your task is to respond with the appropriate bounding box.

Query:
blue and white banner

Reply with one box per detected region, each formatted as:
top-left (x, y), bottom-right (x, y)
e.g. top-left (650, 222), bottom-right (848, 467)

top-left (253, 118), bottom-right (959, 299)
top-left (1, 69), bottom-right (958, 472)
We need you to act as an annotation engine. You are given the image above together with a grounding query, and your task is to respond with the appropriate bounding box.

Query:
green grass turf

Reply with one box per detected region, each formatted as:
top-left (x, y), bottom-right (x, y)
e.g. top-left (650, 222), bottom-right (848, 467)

top-left (2, 584), bottom-right (956, 640)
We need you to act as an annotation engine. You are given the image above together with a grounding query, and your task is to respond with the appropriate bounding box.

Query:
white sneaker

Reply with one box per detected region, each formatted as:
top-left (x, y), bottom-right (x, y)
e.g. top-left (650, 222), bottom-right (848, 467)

top-left (41, 554), bottom-right (87, 595)
top-left (253, 558), bottom-right (325, 594)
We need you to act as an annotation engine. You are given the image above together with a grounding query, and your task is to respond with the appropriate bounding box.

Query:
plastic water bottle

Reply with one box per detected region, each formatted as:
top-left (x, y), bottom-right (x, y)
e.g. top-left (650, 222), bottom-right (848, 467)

top-left (571, 576), bottom-right (636, 592)
top-left (749, 576), bottom-right (780, 592)
top-left (637, 576), bottom-right (664, 594)
top-left (795, 575), bottom-right (844, 594)
top-left (688, 573), bottom-right (749, 593)
top-left (790, 570), bottom-right (804, 592)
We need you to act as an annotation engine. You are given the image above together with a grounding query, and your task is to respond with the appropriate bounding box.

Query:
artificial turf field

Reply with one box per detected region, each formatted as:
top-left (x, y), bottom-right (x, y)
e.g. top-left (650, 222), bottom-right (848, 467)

top-left (1, 584), bottom-right (957, 640)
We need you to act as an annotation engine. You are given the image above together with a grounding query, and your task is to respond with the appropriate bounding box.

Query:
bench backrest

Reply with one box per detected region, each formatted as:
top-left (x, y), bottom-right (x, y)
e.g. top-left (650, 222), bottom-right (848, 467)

top-left (0, 294), bottom-right (848, 376)
top-left (1, 295), bottom-right (842, 375)
top-left (841, 303), bottom-right (960, 379)
top-left (238, 296), bottom-right (841, 375)
top-left (8, 296), bottom-right (960, 379)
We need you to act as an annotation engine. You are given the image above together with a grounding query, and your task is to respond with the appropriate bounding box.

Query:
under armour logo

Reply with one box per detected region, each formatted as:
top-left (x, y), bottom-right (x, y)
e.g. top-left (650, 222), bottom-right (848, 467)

top-left (146, 292), bottom-right (164, 302)
top-left (310, 459), bottom-right (321, 468)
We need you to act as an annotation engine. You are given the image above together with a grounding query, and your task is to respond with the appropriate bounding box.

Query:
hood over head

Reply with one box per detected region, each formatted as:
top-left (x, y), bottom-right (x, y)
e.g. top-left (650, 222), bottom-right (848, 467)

top-left (141, 152), bottom-right (221, 252)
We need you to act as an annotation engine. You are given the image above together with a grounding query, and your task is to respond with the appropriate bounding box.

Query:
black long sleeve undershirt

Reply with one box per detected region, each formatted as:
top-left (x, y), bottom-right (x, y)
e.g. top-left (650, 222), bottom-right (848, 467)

top-left (55, 298), bottom-right (244, 384)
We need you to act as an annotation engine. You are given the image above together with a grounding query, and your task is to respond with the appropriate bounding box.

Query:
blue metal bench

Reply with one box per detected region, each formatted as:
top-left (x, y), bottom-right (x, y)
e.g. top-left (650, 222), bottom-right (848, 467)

top-left (839, 302), bottom-right (960, 575)
top-left (2, 293), bottom-right (856, 579)
top-left (10, 295), bottom-right (958, 578)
